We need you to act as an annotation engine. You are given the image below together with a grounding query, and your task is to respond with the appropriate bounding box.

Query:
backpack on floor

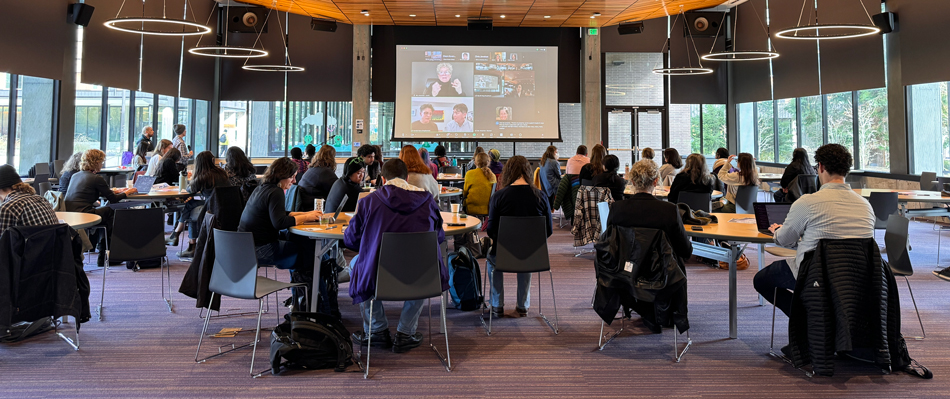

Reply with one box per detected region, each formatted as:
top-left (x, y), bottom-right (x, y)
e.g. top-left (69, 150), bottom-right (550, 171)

top-left (270, 312), bottom-right (354, 374)
top-left (448, 246), bottom-right (484, 311)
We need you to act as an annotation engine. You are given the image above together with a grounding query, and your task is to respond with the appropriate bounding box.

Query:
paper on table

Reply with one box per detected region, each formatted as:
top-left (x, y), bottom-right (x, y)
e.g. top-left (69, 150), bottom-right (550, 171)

top-left (727, 218), bottom-right (758, 224)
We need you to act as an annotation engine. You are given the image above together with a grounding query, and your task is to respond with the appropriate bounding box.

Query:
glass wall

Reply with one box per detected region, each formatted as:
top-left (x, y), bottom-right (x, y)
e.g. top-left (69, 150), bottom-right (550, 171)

top-left (738, 102), bottom-right (755, 155)
top-left (857, 88), bottom-right (889, 172)
top-left (133, 91), bottom-right (153, 144)
top-left (800, 95), bottom-right (823, 156)
top-left (701, 104), bottom-right (726, 156)
top-left (13, 76), bottom-right (55, 172)
top-left (909, 82), bottom-right (949, 175)
top-left (826, 92), bottom-right (854, 148)
top-left (757, 101), bottom-right (774, 162)
top-left (194, 100), bottom-right (209, 154)
top-left (157, 94), bottom-right (174, 140)
top-left (775, 98), bottom-right (798, 163)
top-left (74, 83), bottom-right (102, 155)
top-left (106, 89), bottom-right (131, 167)
top-left (0, 73), bottom-right (9, 166)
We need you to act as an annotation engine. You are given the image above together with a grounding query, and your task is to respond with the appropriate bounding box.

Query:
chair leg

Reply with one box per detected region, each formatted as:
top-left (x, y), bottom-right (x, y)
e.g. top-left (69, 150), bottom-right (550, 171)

top-left (161, 256), bottom-right (174, 313)
top-left (903, 276), bottom-right (926, 340)
top-left (537, 271), bottom-right (559, 335)
top-left (768, 288), bottom-right (813, 378)
top-left (250, 299), bottom-right (267, 377)
top-left (479, 270), bottom-right (494, 335)
top-left (598, 316), bottom-right (625, 350)
top-left (97, 226), bottom-right (109, 321)
top-left (673, 326), bottom-right (691, 362)
top-left (364, 299), bottom-right (374, 379)
top-left (195, 293), bottom-right (215, 362)
top-left (428, 297), bottom-right (452, 372)
top-left (53, 316), bottom-right (80, 351)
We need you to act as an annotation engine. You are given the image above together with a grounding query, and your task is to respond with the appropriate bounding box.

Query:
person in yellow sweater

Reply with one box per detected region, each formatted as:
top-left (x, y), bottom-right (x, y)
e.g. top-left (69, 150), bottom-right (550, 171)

top-left (463, 152), bottom-right (496, 215)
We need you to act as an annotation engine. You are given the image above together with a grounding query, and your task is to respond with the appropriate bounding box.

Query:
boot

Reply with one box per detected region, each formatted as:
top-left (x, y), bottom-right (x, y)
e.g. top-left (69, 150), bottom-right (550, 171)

top-left (165, 230), bottom-right (181, 246)
top-left (178, 242), bottom-right (196, 258)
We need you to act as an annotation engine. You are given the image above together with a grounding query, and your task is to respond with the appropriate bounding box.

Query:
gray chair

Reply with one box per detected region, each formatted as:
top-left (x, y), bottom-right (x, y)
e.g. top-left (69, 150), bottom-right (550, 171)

top-left (677, 192), bottom-right (712, 213)
top-left (31, 173), bottom-right (49, 194)
top-left (109, 208), bottom-right (174, 313)
top-left (53, 159), bottom-right (66, 178)
top-left (481, 216), bottom-right (558, 335)
top-left (884, 214), bottom-right (925, 340)
top-left (868, 192), bottom-right (899, 230)
top-left (37, 182), bottom-right (51, 198)
top-left (734, 185), bottom-right (759, 214)
top-left (919, 172), bottom-right (938, 191)
top-left (359, 231), bottom-right (450, 379)
top-left (195, 229), bottom-right (307, 377)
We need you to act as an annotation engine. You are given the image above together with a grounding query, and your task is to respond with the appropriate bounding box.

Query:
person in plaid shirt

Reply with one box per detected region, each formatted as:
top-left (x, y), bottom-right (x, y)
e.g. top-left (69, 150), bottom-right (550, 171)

top-left (171, 124), bottom-right (193, 167)
top-left (0, 165), bottom-right (58, 235)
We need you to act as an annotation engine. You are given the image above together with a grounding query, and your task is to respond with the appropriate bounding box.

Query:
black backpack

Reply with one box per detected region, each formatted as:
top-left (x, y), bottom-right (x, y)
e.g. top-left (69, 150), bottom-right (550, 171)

top-left (270, 312), bottom-right (354, 374)
top-left (448, 246), bottom-right (484, 311)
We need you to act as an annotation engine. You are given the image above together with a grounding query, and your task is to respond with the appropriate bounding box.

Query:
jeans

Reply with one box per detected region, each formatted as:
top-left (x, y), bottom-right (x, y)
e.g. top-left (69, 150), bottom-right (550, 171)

top-left (255, 240), bottom-right (298, 270)
top-left (486, 253), bottom-right (532, 309)
top-left (360, 298), bottom-right (425, 335)
top-left (753, 259), bottom-right (796, 317)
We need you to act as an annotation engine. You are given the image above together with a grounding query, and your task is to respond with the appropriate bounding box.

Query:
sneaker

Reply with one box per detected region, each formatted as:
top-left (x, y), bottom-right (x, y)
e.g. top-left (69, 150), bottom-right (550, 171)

top-left (491, 306), bottom-right (504, 318)
top-left (515, 307), bottom-right (528, 317)
top-left (352, 330), bottom-right (392, 349)
top-left (932, 267), bottom-right (950, 282)
top-left (392, 331), bottom-right (423, 353)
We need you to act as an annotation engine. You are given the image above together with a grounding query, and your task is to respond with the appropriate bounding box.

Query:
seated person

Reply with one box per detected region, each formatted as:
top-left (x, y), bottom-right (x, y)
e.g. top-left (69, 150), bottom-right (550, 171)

top-left (488, 148), bottom-right (504, 177)
top-left (463, 152), bottom-right (496, 216)
top-left (133, 141), bottom-right (150, 169)
top-left (539, 145), bottom-right (562, 205)
top-left (777, 147), bottom-right (817, 202)
top-left (578, 144), bottom-right (607, 183)
top-left (346, 144), bottom-right (380, 184)
top-left (466, 147), bottom-right (485, 172)
top-left (593, 154), bottom-right (625, 202)
top-left (419, 148), bottom-right (438, 179)
top-left (298, 145), bottom-right (337, 211)
top-left (290, 147), bottom-right (309, 180)
top-left (0, 165), bottom-right (58, 234)
top-left (58, 151), bottom-right (84, 196)
top-left (400, 145), bottom-right (440, 198)
top-left (64, 149), bottom-right (136, 266)
top-left (486, 156), bottom-right (552, 318)
top-left (717, 153), bottom-right (760, 213)
top-left (411, 104), bottom-right (438, 131)
top-left (668, 153), bottom-right (715, 204)
top-left (442, 103), bottom-right (473, 132)
top-left (712, 147), bottom-right (729, 175)
top-left (166, 151), bottom-right (231, 257)
top-left (659, 148), bottom-right (683, 187)
top-left (344, 158), bottom-right (446, 352)
top-left (154, 148), bottom-right (183, 186)
top-left (565, 145), bottom-right (589, 175)
top-left (753, 144), bottom-right (875, 316)
top-left (432, 145), bottom-right (452, 168)
top-left (238, 158), bottom-right (322, 270)
top-left (325, 158), bottom-right (365, 213)
top-left (423, 63), bottom-right (464, 97)
top-left (146, 139), bottom-right (173, 177)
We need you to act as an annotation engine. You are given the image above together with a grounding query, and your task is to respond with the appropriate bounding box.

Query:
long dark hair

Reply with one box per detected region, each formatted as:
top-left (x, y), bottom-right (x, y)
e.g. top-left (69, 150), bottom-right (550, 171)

top-left (305, 144), bottom-right (316, 160)
top-left (791, 148), bottom-right (816, 174)
top-left (683, 153), bottom-right (713, 185)
top-left (135, 141), bottom-right (150, 162)
top-left (664, 148), bottom-right (683, 169)
top-left (156, 148), bottom-right (182, 178)
top-left (191, 151), bottom-right (228, 191)
top-left (500, 155), bottom-right (532, 188)
top-left (541, 145), bottom-right (558, 166)
top-left (589, 144), bottom-right (607, 176)
top-left (290, 147), bottom-right (303, 160)
top-left (737, 153), bottom-right (760, 185)
top-left (225, 146), bottom-right (255, 178)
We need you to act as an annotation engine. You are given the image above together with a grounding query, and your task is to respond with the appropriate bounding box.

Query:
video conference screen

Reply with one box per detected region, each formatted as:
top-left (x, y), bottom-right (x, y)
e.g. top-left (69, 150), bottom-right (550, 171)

top-left (394, 45), bottom-right (560, 141)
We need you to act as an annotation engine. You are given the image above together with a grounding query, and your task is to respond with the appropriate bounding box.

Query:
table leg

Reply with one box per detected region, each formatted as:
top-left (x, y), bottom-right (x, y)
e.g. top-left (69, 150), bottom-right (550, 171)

top-left (728, 241), bottom-right (738, 339)
top-left (309, 238), bottom-right (337, 313)
top-left (758, 244), bottom-right (765, 306)
top-left (440, 240), bottom-right (449, 334)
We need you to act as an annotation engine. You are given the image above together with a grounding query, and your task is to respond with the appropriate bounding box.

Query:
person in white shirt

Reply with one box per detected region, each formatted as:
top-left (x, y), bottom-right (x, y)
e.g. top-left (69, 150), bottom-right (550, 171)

top-left (146, 139), bottom-right (173, 177)
top-left (442, 103), bottom-right (473, 132)
top-left (753, 144), bottom-right (875, 316)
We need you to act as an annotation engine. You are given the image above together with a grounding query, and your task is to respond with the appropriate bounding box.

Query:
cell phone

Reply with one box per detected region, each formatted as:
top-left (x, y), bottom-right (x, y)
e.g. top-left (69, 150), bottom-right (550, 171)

top-left (447, 222), bottom-right (466, 227)
top-left (690, 225), bottom-right (703, 231)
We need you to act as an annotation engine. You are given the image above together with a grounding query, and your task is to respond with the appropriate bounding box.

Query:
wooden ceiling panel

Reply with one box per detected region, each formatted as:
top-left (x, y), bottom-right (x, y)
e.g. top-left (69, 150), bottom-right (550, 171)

top-left (242, 0), bottom-right (729, 27)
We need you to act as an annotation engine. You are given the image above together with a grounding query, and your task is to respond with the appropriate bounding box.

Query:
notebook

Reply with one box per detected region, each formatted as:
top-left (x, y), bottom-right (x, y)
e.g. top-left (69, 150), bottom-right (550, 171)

top-left (753, 202), bottom-right (792, 236)
top-left (133, 175), bottom-right (155, 195)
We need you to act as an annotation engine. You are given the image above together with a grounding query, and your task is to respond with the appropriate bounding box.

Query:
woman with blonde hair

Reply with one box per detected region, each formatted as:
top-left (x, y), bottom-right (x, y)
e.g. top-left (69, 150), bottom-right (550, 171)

top-left (717, 153), bottom-right (760, 213)
top-left (463, 152), bottom-right (496, 215)
top-left (399, 145), bottom-right (440, 198)
top-left (298, 145), bottom-right (338, 211)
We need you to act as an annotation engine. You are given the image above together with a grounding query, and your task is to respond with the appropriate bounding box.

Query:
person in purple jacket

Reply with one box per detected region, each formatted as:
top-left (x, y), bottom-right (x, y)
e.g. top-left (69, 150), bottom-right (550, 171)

top-left (344, 158), bottom-right (447, 353)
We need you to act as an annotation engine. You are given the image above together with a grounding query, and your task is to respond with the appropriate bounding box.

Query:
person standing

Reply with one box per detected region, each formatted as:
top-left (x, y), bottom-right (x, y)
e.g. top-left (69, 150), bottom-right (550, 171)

top-left (171, 124), bottom-right (193, 167)
top-left (135, 126), bottom-right (156, 154)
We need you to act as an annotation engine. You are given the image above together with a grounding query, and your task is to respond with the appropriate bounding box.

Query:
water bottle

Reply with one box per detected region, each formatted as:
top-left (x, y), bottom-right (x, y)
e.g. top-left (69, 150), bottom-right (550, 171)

top-left (625, 163), bottom-right (630, 175)
top-left (179, 170), bottom-right (187, 190)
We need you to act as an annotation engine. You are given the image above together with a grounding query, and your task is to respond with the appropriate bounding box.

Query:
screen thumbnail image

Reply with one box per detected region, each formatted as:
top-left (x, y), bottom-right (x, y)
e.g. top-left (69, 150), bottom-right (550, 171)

top-left (410, 98), bottom-right (475, 132)
top-left (411, 62), bottom-right (473, 98)
top-left (503, 70), bottom-right (535, 98)
top-left (496, 106), bottom-right (512, 121)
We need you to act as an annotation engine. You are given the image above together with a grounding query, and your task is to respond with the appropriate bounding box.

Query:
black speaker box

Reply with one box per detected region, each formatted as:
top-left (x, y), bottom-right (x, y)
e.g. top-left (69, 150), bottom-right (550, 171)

top-left (310, 18), bottom-right (337, 32)
top-left (872, 12), bottom-right (897, 34)
top-left (227, 7), bottom-right (268, 33)
top-left (618, 21), bottom-right (645, 35)
top-left (684, 12), bottom-right (725, 38)
top-left (67, 3), bottom-right (95, 27)
top-left (468, 18), bottom-right (493, 31)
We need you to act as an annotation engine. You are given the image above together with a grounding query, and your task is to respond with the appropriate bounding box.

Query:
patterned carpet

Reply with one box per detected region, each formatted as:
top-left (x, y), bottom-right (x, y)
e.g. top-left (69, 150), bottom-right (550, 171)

top-left (1, 217), bottom-right (947, 398)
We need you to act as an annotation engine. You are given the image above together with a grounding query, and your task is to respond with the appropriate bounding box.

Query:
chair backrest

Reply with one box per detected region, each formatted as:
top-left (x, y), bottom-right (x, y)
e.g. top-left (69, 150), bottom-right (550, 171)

top-left (883, 214), bottom-right (912, 276)
top-left (597, 201), bottom-right (610, 234)
top-left (580, 179), bottom-right (594, 186)
top-left (677, 191), bottom-right (712, 213)
top-left (868, 191), bottom-right (899, 230)
top-left (132, 171), bottom-right (146, 184)
top-left (254, 165), bottom-right (268, 174)
top-left (109, 208), bottom-right (167, 262)
top-left (786, 174), bottom-right (818, 202)
top-left (52, 160), bottom-right (66, 178)
top-left (375, 231), bottom-right (443, 301)
top-left (937, 176), bottom-right (950, 189)
top-left (210, 229), bottom-right (261, 300)
top-left (37, 182), bottom-right (51, 198)
top-left (443, 166), bottom-right (461, 175)
top-left (734, 185), bottom-right (759, 214)
top-left (496, 216), bottom-right (550, 273)
top-left (285, 184), bottom-right (301, 212)
top-left (919, 171), bottom-right (938, 191)
top-left (31, 174), bottom-right (49, 193)
top-left (33, 162), bottom-right (50, 176)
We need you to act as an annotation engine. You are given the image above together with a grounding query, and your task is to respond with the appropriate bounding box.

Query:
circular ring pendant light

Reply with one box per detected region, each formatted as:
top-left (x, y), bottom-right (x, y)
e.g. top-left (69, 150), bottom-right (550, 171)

top-left (653, 67), bottom-right (715, 76)
top-left (104, 17), bottom-right (212, 36)
top-left (774, 24), bottom-right (880, 40)
top-left (242, 65), bottom-right (305, 72)
top-left (702, 51), bottom-right (779, 61)
top-left (652, 11), bottom-right (715, 76)
top-left (189, 46), bottom-right (269, 58)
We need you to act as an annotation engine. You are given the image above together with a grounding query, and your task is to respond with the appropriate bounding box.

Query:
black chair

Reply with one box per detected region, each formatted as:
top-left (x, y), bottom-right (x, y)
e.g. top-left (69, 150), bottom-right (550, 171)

top-left (195, 229), bottom-right (307, 377)
top-left (677, 192), bottom-right (712, 213)
top-left (786, 174), bottom-right (818, 202)
top-left (254, 165), bottom-right (267, 174)
top-left (883, 214), bottom-right (924, 340)
top-left (109, 208), bottom-right (174, 313)
top-left (31, 173), bottom-right (49, 194)
top-left (734, 185), bottom-right (759, 214)
top-left (359, 231), bottom-right (450, 379)
top-left (868, 192), bottom-right (899, 231)
top-left (442, 166), bottom-right (461, 175)
top-left (481, 216), bottom-right (558, 335)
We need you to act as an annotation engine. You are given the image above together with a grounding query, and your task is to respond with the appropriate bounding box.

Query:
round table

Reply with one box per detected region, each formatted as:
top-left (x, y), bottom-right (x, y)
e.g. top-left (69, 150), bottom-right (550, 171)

top-left (623, 187), bottom-right (723, 200)
top-left (289, 211), bottom-right (482, 312)
top-left (436, 173), bottom-right (464, 183)
top-left (56, 211), bottom-right (102, 229)
top-left (439, 187), bottom-right (463, 199)
top-left (684, 213), bottom-right (774, 339)
top-left (98, 167), bottom-right (136, 187)
top-left (854, 188), bottom-right (950, 204)
top-left (125, 186), bottom-right (193, 200)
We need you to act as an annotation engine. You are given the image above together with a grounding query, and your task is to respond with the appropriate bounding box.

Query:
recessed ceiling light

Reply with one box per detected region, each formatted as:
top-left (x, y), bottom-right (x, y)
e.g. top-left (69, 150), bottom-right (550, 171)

top-left (500, 15), bottom-right (506, 18)
top-left (455, 14), bottom-right (460, 17)
top-left (409, 14), bottom-right (416, 17)
top-left (544, 15), bottom-right (551, 18)
top-left (591, 12), bottom-right (601, 18)
top-left (361, 10), bottom-right (369, 14)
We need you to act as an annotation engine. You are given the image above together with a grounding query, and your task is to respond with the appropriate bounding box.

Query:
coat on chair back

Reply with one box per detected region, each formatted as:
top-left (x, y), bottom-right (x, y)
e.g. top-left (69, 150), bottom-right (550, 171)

top-left (572, 186), bottom-right (613, 247)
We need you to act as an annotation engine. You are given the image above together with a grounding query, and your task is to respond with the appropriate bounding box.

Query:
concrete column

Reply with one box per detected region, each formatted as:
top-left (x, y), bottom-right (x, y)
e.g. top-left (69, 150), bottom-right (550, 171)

top-left (57, 24), bottom-right (80, 161)
top-left (351, 24), bottom-right (371, 156)
top-left (884, 1), bottom-right (907, 174)
top-left (581, 29), bottom-right (601, 147)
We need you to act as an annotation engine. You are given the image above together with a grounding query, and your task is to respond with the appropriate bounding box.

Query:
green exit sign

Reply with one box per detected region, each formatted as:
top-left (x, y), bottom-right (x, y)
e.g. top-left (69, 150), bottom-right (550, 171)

top-left (588, 28), bottom-right (598, 35)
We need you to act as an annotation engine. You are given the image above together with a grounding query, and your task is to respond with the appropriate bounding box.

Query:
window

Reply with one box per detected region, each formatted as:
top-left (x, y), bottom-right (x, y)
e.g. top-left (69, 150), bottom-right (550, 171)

top-left (106, 88), bottom-right (131, 167)
top-left (0, 73), bottom-right (8, 166)
top-left (74, 83), bottom-right (102, 154)
top-left (776, 98), bottom-right (798, 163)
top-left (738, 102), bottom-right (755, 155)
top-left (605, 53), bottom-right (664, 107)
top-left (157, 94), bottom-right (174, 140)
top-left (177, 97), bottom-right (192, 149)
top-left (757, 100), bottom-right (774, 162)
top-left (247, 101), bottom-right (284, 158)
top-left (701, 104), bottom-right (727, 156)
top-left (13, 76), bottom-right (55, 172)
top-left (826, 92), bottom-right (854, 149)
top-left (133, 91), bottom-right (153, 143)
top-left (909, 82), bottom-right (949, 174)
top-left (219, 101), bottom-right (247, 157)
top-left (194, 100), bottom-right (209, 154)
top-left (689, 104), bottom-right (701, 154)
top-left (800, 95), bottom-right (823, 156)
top-left (857, 88), bottom-right (889, 172)
top-left (326, 101), bottom-right (353, 155)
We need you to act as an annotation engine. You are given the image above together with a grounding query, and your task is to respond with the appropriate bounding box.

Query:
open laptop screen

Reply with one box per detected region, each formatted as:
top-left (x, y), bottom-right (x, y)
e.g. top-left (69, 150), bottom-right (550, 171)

top-left (753, 202), bottom-right (792, 231)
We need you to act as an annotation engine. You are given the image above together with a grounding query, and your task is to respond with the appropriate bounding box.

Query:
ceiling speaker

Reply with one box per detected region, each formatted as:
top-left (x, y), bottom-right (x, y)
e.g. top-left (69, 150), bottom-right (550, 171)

top-left (67, 3), bottom-right (95, 27)
top-left (872, 12), bottom-right (897, 34)
top-left (684, 12), bottom-right (725, 38)
top-left (310, 18), bottom-right (338, 32)
top-left (227, 7), bottom-right (267, 33)
top-left (618, 21), bottom-right (645, 35)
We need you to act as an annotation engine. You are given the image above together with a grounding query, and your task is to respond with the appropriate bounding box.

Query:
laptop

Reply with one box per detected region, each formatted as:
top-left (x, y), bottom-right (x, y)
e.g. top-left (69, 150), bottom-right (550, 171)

top-left (330, 194), bottom-right (348, 222)
top-left (753, 202), bottom-right (792, 236)
top-left (133, 175), bottom-right (155, 195)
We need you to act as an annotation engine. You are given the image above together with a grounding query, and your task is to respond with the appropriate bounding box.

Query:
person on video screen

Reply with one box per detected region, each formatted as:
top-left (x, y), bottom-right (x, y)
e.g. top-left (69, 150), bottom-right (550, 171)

top-left (411, 104), bottom-right (438, 131)
top-left (443, 103), bottom-right (473, 132)
top-left (497, 107), bottom-right (511, 121)
top-left (424, 63), bottom-right (464, 97)
top-left (508, 83), bottom-right (524, 98)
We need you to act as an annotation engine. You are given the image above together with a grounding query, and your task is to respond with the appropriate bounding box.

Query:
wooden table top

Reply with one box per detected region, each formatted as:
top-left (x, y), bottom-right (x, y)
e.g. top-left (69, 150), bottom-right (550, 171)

top-left (289, 211), bottom-right (481, 239)
top-left (99, 167), bottom-right (136, 175)
top-left (854, 188), bottom-right (950, 203)
top-left (439, 187), bottom-right (463, 198)
top-left (758, 173), bottom-right (783, 181)
top-left (683, 213), bottom-right (774, 244)
top-left (56, 211), bottom-right (101, 229)
top-left (436, 173), bottom-right (464, 181)
top-left (125, 186), bottom-right (192, 199)
top-left (623, 187), bottom-right (723, 199)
